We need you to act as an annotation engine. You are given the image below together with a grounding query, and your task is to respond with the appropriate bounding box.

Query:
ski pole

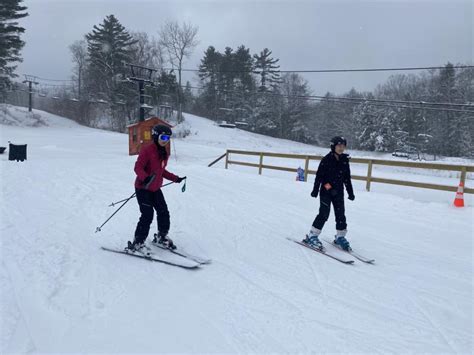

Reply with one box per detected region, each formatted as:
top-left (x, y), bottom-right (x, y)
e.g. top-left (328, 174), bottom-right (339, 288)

top-left (108, 175), bottom-right (155, 207)
top-left (96, 191), bottom-right (136, 233)
top-left (108, 180), bottom-right (183, 207)
top-left (98, 179), bottom-right (186, 232)
top-left (109, 193), bottom-right (136, 207)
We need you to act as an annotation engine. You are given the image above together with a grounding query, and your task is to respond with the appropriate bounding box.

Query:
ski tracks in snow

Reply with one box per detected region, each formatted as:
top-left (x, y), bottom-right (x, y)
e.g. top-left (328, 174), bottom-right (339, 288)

top-left (2, 114), bottom-right (473, 353)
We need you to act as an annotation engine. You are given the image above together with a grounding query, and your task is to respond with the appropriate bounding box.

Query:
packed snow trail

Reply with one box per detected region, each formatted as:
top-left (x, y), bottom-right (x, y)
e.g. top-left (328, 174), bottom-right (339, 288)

top-left (1, 107), bottom-right (472, 353)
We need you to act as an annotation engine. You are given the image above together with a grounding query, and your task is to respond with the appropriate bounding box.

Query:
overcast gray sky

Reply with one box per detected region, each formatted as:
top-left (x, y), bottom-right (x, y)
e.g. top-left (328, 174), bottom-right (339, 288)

top-left (17, 0), bottom-right (473, 95)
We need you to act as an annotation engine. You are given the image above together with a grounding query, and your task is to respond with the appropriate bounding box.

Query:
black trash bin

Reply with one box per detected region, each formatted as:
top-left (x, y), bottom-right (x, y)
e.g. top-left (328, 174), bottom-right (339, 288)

top-left (8, 143), bottom-right (27, 162)
top-left (0, 147), bottom-right (5, 154)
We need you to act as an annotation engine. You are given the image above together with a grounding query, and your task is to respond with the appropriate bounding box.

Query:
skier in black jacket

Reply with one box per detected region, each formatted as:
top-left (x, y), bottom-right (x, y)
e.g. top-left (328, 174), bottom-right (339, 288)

top-left (303, 136), bottom-right (355, 251)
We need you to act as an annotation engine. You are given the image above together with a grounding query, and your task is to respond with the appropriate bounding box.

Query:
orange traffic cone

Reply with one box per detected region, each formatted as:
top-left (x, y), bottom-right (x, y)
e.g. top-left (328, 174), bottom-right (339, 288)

top-left (453, 181), bottom-right (465, 207)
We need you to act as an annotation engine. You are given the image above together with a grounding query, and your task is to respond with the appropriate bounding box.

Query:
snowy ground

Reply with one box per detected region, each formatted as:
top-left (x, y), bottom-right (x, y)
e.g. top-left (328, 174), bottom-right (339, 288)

top-left (1, 106), bottom-right (473, 354)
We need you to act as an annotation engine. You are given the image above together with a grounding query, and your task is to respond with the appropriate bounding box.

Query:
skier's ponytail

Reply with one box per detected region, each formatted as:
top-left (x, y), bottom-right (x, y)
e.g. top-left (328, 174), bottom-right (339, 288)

top-left (158, 144), bottom-right (168, 161)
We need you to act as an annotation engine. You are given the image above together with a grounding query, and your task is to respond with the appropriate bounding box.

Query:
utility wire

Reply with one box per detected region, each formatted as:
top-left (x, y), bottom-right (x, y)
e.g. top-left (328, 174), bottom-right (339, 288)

top-left (18, 74), bottom-right (75, 82)
top-left (182, 85), bottom-right (474, 114)
top-left (167, 64), bottom-right (474, 74)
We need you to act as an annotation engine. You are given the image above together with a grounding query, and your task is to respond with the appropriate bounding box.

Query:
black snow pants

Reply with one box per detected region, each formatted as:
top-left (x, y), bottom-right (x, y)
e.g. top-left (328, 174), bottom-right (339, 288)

top-left (312, 189), bottom-right (347, 231)
top-left (134, 188), bottom-right (170, 243)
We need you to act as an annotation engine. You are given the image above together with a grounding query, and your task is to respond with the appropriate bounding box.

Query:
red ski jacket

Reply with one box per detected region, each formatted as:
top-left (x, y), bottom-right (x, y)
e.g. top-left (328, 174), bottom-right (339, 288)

top-left (134, 143), bottom-right (178, 192)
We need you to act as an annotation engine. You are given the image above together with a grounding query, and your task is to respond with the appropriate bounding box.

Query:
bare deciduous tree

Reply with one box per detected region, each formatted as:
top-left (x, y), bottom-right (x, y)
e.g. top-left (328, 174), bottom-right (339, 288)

top-left (69, 39), bottom-right (88, 98)
top-left (130, 31), bottom-right (165, 70)
top-left (159, 21), bottom-right (198, 122)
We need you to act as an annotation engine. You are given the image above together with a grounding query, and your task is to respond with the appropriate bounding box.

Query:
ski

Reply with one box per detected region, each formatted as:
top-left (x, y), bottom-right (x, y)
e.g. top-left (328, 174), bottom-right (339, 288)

top-left (287, 238), bottom-right (354, 264)
top-left (101, 246), bottom-right (200, 269)
top-left (150, 241), bottom-right (211, 265)
top-left (151, 234), bottom-right (211, 265)
top-left (322, 239), bottom-right (375, 264)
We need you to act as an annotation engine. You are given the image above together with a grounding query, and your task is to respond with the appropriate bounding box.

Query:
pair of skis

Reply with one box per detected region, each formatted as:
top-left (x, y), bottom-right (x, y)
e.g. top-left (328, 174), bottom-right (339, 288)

top-left (103, 237), bottom-right (372, 268)
top-left (102, 241), bottom-right (211, 270)
top-left (287, 237), bottom-right (375, 265)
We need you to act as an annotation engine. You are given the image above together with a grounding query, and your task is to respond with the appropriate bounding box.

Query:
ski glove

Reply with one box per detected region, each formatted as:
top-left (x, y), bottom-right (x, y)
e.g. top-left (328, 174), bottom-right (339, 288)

top-left (348, 193), bottom-right (355, 201)
top-left (175, 176), bottom-right (186, 183)
top-left (310, 188), bottom-right (319, 198)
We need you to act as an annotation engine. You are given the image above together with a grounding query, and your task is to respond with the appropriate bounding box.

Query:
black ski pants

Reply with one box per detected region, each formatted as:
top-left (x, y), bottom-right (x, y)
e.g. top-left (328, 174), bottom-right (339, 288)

top-left (134, 188), bottom-right (170, 243)
top-left (312, 189), bottom-right (347, 231)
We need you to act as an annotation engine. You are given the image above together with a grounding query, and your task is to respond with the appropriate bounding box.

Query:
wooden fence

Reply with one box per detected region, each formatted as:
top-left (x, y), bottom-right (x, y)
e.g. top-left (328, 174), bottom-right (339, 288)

top-left (221, 149), bottom-right (474, 194)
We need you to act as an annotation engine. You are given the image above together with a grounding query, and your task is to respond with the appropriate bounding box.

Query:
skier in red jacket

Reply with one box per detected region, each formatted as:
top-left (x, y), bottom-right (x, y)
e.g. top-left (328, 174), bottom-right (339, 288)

top-left (127, 124), bottom-right (185, 254)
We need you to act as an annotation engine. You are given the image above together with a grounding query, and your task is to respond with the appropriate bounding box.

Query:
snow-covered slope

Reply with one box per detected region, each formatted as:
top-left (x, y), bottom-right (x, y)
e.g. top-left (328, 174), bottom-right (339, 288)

top-left (1, 106), bottom-right (473, 353)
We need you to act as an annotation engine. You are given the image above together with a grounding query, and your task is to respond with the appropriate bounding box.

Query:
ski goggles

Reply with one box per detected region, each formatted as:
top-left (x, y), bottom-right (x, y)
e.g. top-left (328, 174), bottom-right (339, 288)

top-left (158, 134), bottom-right (171, 142)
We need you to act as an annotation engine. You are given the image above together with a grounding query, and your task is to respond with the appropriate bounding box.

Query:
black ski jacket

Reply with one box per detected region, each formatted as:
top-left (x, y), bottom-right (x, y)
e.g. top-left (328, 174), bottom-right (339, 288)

top-left (313, 152), bottom-right (354, 197)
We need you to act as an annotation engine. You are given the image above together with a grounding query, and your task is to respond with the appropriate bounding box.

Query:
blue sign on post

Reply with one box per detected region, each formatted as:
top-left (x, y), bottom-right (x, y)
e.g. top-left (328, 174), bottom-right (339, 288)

top-left (296, 167), bottom-right (305, 181)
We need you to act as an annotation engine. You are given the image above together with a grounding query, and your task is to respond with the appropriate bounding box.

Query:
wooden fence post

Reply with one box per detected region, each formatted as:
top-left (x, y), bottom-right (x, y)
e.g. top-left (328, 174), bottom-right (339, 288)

top-left (304, 156), bottom-right (310, 182)
top-left (220, 149), bottom-right (474, 194)
top-left (208, 153), bottom-right (227, 167)
top-left (366, 160), bottom-right (373, 191)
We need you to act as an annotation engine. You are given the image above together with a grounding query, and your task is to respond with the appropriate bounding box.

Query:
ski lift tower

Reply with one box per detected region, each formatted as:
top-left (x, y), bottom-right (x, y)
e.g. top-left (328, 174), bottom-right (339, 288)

top-left (158, 94), bottom-right (174, 121)
top-left (22, 75), bottom-right (39, 112)
top-left (0, 77), bottom-right (8, 104)
top-left (127, 64), bottom-right (157, 122)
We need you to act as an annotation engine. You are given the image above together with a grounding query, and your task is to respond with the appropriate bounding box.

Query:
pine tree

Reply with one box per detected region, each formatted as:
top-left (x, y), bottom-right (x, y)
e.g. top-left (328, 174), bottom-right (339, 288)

top-left (314, 92), bottom-right (346, 144)
top-left (250, 91), bottom-right (278, 135)
top-left (86, 15), bottom-right (136, 80)
top-left (453, 68), bottom-right (474, 157)
top-left (280, 73), bottom-right (311, 141)
top-left (153, 70), bottom-right (178, 106)
top-left (454, 67), bottom-right (474, 156)
top-left (253, 48), bottom-right (281, 91)
top-left (398, 93), bottom-right (427, 158)
top-left (0, 0), bottom-right (28, 88)
top-left (354, 101), bottom-right (377, 151)
top-left (85, 15), bottom-right (136, 130)
top-left (340, 88), bottom-right (363, 144)
top-left (373, 109), bottom-right (398, 152)
top-left (233, 45), bottom-right (255, 92)
top-left (198, 46), bottom-right (223, 119)
top-left (248, 48), bottom-right (282, 134)
top-left (352, 95), bottom-right (394, 152)
top-left (220, 47), bottom-right (235, 111)
top-left (182, 81), bottom-right (194, 112)
top-left (436, 63), bottom-right (458, 156)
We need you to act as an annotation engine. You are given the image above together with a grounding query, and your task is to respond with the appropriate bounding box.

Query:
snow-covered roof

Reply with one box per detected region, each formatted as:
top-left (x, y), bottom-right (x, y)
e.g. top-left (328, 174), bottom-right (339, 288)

top-left (126, 116), bottom-right (173, 128)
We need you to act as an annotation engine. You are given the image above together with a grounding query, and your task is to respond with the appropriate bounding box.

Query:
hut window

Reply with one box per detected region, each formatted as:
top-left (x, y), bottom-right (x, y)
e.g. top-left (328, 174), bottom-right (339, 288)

top-left (144, 130), bottom-right (151, 141)
top-left (132, 127), bottom-right (137, 142)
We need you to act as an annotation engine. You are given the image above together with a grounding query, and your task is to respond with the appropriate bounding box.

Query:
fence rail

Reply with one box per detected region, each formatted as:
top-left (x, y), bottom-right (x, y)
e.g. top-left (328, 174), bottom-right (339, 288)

top-left (222, 149), bottom-right (474, 194)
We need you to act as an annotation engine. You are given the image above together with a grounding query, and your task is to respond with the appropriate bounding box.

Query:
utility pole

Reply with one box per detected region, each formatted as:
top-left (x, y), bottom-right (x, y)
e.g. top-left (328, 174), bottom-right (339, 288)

top-left (127, 64), bottom-right (156, 122)
top-left (23, 75), bottom-right (39, 112)
top-left (0, 79), bottom-right (7, 104)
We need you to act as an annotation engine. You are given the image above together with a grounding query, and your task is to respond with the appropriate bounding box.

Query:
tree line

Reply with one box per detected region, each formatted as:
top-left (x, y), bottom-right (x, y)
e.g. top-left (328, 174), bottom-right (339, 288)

top-left (190, 45), bottom-right (473, 158)
top-left (67, 14), bottom-right (198, 130)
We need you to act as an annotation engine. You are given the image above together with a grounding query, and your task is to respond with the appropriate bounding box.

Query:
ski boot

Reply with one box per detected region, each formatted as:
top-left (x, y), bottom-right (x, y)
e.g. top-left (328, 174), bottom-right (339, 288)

top-left (303, 228), bottom-right (323, 250)
top-left (126, 240), bottom-right (151, 256)
top-left (334, 234), bottom-right (351, 251)
top-left (153, 233), bottom-right (176, 250)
